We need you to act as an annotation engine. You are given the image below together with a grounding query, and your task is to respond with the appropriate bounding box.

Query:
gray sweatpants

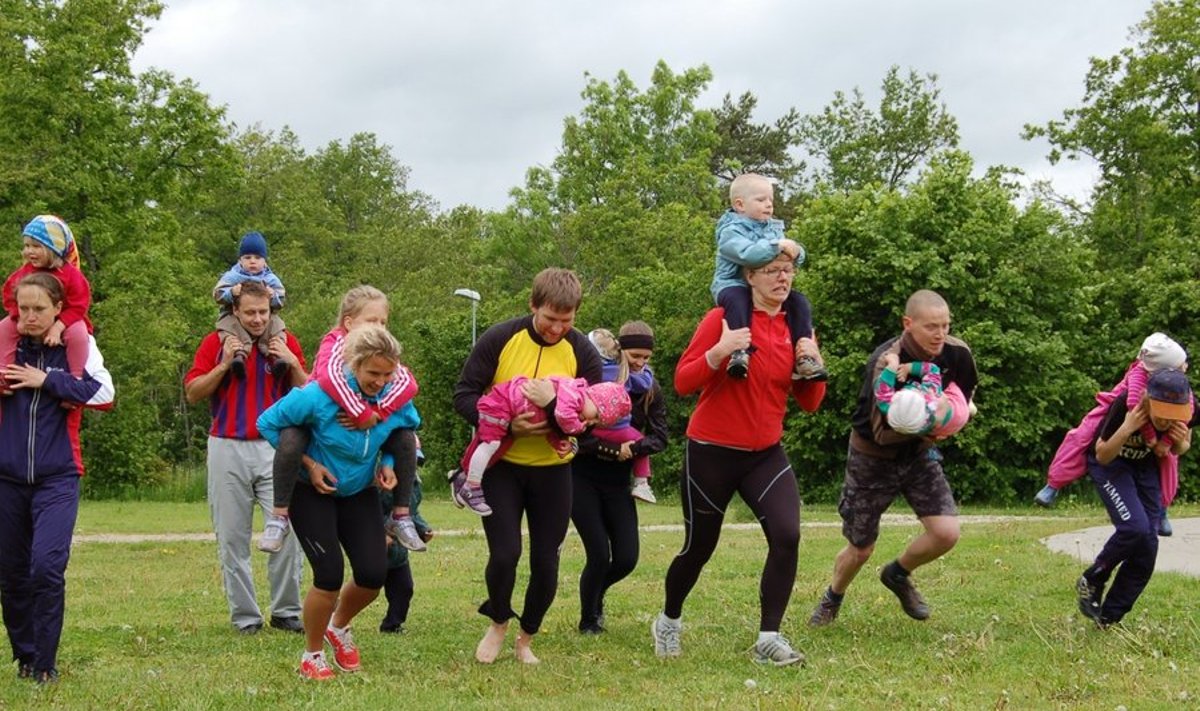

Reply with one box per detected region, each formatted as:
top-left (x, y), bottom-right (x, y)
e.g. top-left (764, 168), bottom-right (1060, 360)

top-left (206, 437), bottom-right (303, 629)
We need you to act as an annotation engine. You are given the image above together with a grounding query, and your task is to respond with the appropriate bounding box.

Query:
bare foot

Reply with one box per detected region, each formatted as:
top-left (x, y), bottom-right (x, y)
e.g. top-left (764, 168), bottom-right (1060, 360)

top-left (475, 622), bottom-right (508, 663)
top-left (514, 630), bottom-right (540, 665)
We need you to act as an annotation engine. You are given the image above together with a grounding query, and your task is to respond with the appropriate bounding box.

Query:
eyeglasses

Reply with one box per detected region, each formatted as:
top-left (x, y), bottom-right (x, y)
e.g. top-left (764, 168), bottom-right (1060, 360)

top-left (755, 265), bottom-right (795, 279)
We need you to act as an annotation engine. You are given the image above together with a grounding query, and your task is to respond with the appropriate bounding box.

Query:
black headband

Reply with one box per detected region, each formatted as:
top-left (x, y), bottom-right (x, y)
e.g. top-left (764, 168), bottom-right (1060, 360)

top-left (618, 334), bottom-right (654, 351)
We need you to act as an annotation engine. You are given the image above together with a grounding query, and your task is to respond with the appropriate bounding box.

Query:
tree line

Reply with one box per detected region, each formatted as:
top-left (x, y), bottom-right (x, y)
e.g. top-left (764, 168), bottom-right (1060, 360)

top-left (2, 0), bottom-right (1198, 502)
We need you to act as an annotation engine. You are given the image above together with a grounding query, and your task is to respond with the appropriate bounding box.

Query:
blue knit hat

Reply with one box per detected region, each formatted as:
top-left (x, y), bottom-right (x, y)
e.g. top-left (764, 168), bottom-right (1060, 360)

top-left (238, 231), bottom-right (268, 258)
top-left (22, 215), bottom-right (74, 258)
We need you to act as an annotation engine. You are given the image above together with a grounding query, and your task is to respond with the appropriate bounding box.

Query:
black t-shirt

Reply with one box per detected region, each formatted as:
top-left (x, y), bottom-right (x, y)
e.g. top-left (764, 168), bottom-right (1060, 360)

top-left (1095, 396), bottom-right (1200, 464)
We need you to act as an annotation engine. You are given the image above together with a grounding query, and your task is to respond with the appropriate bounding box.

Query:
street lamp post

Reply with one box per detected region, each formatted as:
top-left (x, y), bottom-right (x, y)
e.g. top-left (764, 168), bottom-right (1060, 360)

top-left (453, 288), bottom-right (481, 347)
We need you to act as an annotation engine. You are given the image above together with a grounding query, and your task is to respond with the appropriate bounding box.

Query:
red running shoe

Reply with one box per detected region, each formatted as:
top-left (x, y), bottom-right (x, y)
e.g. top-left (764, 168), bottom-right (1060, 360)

top-left (324, 626), bottom-right (360, 672)
top-left (298, 652), bottom-right (335, 681)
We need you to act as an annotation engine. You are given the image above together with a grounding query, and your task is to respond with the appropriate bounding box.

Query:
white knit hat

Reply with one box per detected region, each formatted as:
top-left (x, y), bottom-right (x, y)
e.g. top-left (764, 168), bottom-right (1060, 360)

top-left (887, 388), bottom-right (933, 435)
top-left (1140, 333), bottom-right (1187, 373)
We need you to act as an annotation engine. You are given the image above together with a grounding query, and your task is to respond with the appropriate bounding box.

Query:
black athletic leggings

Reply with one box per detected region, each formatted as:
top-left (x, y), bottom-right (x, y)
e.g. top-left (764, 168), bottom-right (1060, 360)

top-left (663, 440), bottom-right (801, 631)
top-left (290, 481), bottom-right (386, 592)
top-left (477, 459), bottom-right (572, 635)
top-left (273, 426), bottom-right (417, 509)
top-left (571, 456), bottom-right (640, 628)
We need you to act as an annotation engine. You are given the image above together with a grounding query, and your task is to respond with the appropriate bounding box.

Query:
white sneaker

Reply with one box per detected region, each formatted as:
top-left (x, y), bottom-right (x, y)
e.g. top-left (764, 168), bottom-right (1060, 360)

top-left (752, 633), bottom-right (805, 666)
top-left (631, 481), bottom-right (657, 504)
top-left (257, 514), bottom-right (290, 553)
top-left (651, 613), bottom-right (681, 658)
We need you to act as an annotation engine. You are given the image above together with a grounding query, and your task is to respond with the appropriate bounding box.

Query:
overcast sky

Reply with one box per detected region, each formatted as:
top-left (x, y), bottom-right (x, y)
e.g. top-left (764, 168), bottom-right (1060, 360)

top-left (131, 0), bottom-right (1151, 212)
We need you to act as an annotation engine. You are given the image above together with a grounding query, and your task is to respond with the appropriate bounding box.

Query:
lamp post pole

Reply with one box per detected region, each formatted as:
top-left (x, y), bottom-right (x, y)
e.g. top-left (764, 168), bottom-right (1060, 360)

top-left (453, 288), bottom-right (481, 347)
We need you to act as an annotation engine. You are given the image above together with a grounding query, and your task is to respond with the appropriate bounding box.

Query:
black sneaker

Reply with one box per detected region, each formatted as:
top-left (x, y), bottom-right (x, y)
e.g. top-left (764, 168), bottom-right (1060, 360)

top-left (230, 352), bottom-right (247, 379)
top-left (35, 669), bottom-right (59, 685)
top-left (17, 660), bottom-right (34, 680)
top-left (808, 591), bottom-right (842, 627)
top-left (1076, 575), bottom-right (1103, 623)
top-left (237, 622), bottom-right (263, 635)
top-left (269, 616), bottom-right (304, 633)
top-left (880, 564), bottom-right (930, 620)
top-left (1158, 511), bottom-right (1173, 537)
top-left (379, 622), bottom-right (404, 634)
top-left (727, 349), bottom-right (750, 379)
top-left (270, 358), bottom-right (290, 378)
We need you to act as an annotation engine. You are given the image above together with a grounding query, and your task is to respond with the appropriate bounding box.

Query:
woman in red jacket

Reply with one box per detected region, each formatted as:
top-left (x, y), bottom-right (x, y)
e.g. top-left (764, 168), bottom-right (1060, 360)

top-left (651, 252), bottom-right (826, 667)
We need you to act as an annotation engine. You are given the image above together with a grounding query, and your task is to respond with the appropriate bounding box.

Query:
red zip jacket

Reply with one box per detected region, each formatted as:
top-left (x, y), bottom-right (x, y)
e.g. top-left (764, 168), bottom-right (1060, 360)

top-left (676, 307), bottom-right (824, 450)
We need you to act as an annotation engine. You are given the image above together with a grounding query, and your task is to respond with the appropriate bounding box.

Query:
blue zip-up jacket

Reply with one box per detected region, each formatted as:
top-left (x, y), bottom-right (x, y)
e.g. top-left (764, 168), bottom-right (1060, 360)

top-left (257, 373), bottom-right (421, 497)
top-left (710, 210), bottom-right (790, 301)
top-left (0, 337), bottom-right (114, 484)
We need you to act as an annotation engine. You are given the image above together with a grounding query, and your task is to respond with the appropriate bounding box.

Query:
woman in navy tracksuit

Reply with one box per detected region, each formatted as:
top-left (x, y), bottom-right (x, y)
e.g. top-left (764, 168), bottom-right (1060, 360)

top-left (0, 272), bottom-right (113, 684)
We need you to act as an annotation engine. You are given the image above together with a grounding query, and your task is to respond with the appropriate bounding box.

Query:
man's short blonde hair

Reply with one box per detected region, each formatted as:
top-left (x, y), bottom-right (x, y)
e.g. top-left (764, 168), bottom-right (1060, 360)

top-left (343, 324), bottom-right (403, 370)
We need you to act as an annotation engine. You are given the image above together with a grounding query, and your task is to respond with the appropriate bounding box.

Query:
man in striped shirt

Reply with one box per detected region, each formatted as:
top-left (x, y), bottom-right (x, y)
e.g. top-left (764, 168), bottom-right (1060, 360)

top-left (185, 281), bottom-right (307, 635)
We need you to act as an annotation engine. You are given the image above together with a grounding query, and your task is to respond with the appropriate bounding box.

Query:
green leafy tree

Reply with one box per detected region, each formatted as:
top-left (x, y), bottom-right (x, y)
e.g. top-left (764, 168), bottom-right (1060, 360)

top-left (798, 66), bottom-right (960, 192)
top-left (710, 91), bottom-right (805, 203)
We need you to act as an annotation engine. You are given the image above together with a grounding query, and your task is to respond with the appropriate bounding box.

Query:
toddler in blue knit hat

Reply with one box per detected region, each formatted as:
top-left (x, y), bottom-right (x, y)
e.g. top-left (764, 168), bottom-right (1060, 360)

top-left (213, 231), bottom-right (289, 378)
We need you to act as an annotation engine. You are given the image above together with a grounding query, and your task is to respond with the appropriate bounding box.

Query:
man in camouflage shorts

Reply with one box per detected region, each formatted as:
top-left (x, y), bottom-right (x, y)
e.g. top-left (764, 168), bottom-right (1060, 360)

top-left (809, 290), bottom-right (977, 625)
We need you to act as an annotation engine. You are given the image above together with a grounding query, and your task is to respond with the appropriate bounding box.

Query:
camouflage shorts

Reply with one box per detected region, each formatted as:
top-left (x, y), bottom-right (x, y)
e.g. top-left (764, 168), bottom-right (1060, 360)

top-left (838, 445), bottom-right (958, 548)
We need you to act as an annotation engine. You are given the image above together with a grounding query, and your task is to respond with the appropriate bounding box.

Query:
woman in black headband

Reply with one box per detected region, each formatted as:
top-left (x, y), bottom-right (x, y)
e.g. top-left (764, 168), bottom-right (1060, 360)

top-left (571, 321), bottom-right (668, 634)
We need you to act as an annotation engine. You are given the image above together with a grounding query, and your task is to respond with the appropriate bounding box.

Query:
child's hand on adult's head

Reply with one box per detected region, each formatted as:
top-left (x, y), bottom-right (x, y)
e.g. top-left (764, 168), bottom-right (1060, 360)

top-left (232, 283), bottom-right (242, 296)
top-left (778, 238), bottom-right (799, 260)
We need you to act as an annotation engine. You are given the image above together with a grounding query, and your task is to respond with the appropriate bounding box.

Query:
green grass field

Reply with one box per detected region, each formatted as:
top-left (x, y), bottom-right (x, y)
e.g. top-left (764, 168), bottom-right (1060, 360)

top-left (2, 499), bottom-right (1197, 710)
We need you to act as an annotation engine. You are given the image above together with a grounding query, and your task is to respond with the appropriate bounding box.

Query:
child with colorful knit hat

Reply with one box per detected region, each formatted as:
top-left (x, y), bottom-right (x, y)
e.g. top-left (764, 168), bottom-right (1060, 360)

top-left (448, 377), bottom-right (631, 516)
top-left (213, 231), bottom-right (289, 378)
top-left (1, 215), bottom-right (93, 395)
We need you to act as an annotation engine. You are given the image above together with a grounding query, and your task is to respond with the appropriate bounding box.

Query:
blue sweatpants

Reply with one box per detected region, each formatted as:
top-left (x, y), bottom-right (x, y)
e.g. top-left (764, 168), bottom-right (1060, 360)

top-left (0, 473), bottom-right (80, 675)
top-left (1086, 455), bottom-right (1161, 624)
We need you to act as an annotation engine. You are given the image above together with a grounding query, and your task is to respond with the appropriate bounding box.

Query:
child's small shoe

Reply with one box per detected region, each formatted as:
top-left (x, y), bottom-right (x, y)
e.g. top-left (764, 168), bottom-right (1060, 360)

top-left (631, 479), bottom-right (657, 504)
top-left (270, 358), bottom-right (290, 378)
top-left (258, 514), bottom-right (290, 553)
top-left (1033, 484), bottom-right (1058, 508)
top-left (384, 514), bottom-right (427, 552)
top-left (727, 349), bottom-right (750, 379)
top-left (450, 469), bottom-right (493, 516)
top-left (1159, 511), bottom-right (1173, 537)
top-left (792, 355), bottom-right (828, 382)
top-left (230, 352), bottom-right (247, 379)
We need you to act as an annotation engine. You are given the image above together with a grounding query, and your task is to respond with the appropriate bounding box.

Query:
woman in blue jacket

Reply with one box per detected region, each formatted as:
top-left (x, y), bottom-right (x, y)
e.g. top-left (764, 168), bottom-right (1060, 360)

top-left (0, 272), bottom-right (114, 685)
top-left (258, 324), bottom-right (419, 680)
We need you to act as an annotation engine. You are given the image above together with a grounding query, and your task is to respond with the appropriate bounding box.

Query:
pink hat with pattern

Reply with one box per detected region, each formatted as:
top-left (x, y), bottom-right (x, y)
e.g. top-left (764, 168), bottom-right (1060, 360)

top-left (586, 381), bottom-right (631, 427)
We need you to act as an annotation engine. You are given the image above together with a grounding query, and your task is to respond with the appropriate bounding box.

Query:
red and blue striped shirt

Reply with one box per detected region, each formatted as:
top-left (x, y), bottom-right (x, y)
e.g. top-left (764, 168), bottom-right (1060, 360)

top-left (184, 331), bottom-right (306, 440)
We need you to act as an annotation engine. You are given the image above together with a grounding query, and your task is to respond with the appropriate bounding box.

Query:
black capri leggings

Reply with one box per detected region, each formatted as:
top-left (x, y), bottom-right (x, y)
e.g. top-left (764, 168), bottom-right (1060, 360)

top-left (290, 481), bottom-right (387, 592)
top-left (571, 457), bottom-right (640, 628)
top-left (478, 459), bottom-right (572, 635)
top-left (663, 440), bottom-right (801, 631)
